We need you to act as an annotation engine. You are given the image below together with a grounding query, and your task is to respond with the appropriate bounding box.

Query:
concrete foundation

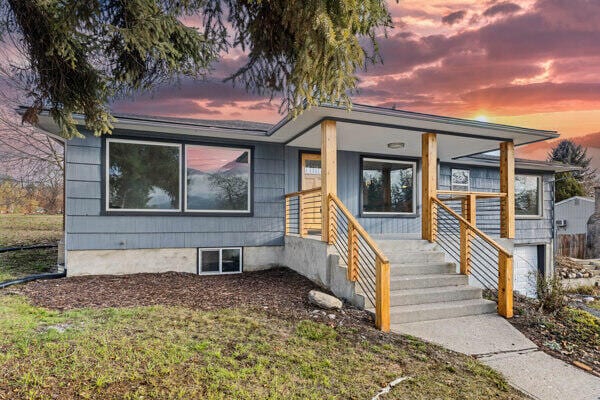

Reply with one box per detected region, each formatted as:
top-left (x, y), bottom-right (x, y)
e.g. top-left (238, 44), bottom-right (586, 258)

top-left (283, 236), bottom-right (363, 308)
top-left (66, 246), bottom-right (284, 276)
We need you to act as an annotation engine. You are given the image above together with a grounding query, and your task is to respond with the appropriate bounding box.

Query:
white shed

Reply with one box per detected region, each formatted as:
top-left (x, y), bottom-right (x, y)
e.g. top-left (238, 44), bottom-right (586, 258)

top-left (555, 196), bottom-right (595, 235)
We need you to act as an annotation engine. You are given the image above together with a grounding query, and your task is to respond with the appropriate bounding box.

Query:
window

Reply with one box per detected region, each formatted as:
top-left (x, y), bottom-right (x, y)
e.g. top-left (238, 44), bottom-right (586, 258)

top-left (361, 158), bottom-right (416, 214)
top-left (105, 139), bottom-right (252, 214)
top-left (198, 248), bottom-right (242, 274)
top-left (515, 175), bottom-right (542, 217)
top-left (107, 139), bottom-right (181, 211)
top-left (451, 169), bottom-right (470, 191)
top-left (185, 145), bottom-right (251, 212)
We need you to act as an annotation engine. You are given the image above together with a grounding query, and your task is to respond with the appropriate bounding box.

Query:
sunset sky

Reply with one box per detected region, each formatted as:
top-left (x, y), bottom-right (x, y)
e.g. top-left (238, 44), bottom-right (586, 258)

top-left (112, 0), bottom-right (600, 164)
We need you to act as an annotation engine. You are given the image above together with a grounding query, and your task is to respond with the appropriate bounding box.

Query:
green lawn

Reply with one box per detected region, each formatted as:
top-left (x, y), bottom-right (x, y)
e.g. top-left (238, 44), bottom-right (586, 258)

top-left (0, 214), bottom-right (62, 282)
top-left (0, 295), bottom-right (526, 400)
top-left (0, 214), bottom-right (63, 247)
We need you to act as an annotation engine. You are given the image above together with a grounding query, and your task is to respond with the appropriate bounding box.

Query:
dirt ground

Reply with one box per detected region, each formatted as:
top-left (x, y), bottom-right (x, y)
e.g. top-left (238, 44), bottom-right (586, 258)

top-left (14, 268), bottom-right (375, 328)
top-left (509, 295), bottom-right (600, 377)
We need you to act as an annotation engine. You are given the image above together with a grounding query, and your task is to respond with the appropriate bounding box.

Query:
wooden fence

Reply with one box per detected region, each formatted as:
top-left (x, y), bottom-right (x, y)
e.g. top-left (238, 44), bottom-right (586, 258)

top-left (557, 234), bottom-right (586, 259)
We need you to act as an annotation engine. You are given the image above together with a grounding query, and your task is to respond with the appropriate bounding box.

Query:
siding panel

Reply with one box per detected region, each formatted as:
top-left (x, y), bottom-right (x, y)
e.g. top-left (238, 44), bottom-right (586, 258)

top-left (65, 132), bottom-right (285, 251)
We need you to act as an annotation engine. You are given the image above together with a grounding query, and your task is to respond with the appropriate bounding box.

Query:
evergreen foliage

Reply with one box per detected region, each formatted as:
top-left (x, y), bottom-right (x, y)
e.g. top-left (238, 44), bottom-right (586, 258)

top-left (1, 0), bottom-right (392, 138)
top-left (548, 139), bottom-right (598, 200)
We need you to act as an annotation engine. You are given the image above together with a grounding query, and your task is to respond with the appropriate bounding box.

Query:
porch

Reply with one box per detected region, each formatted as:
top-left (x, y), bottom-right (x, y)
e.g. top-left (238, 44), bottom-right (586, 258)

top-left (282, 118), bottom-right (521, 332)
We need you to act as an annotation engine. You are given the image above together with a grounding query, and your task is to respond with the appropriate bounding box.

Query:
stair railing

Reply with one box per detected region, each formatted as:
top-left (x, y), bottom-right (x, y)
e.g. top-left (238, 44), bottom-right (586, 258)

top-left (328, 194), bottom-right (390, 331)
top-left (431, 196), bottom-right (514, 318)
top-left (284, 187), bottom-right (322, 236)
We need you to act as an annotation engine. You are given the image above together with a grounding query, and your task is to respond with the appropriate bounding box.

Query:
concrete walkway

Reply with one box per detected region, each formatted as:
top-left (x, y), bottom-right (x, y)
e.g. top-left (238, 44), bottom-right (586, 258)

top-left (393, 314), bottom-right (600, 400)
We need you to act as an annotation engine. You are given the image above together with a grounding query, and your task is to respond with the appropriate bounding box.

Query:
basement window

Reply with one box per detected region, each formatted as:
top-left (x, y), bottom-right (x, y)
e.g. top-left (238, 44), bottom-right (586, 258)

top-left (198, 248), bottom-right (242, 274)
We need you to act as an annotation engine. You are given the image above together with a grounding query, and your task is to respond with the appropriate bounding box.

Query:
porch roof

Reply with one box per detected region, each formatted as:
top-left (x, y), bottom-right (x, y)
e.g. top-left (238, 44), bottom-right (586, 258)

top-left (267, 103), bottom-right (559, 162)
top-left (30, 103), bottom-right (559, 164)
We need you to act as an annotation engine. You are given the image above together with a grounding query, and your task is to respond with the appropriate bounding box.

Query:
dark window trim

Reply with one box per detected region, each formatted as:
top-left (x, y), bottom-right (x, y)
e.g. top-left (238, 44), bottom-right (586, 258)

top-left (515, 173), bottom-right (543, 219)
top-left (102, 135), bottom-right (254, 217)
top-left (359, 154), bottom-right (419, 218)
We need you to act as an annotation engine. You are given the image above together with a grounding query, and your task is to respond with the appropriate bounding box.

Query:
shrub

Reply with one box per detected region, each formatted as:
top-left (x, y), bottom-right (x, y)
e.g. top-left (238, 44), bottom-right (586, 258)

top-left (536, 273), bottom-right (567, 313)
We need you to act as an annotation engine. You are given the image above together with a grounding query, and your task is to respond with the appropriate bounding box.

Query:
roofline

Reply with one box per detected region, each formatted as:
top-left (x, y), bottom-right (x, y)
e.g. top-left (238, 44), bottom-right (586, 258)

top-left (17, 106), bottom-right (271, 136)
top-left (267, 102), bottom-right (559, 138)
top-left (555, 196), bottom-right (595, 206)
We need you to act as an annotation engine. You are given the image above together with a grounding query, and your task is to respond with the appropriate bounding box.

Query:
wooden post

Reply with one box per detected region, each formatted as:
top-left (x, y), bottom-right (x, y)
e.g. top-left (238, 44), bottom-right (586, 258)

top-left (500, 141), bottom-right (515, 239)
top-left (460, 194), bottom-right (477, 274)
top-left (299, 193), bottom-right (305, 237)
top-left (347, 223), bottom-right (358, 281)
top-left (285, 197), bottom-right (290, 235)
top-left (422, 133), bottom-right (438, 242)
top-left (375, 257), bottom-right (390, 332)
top-left (321, 120), bottom-right (337, 244)
top-left (460, 222), bottom-right (471, 275)
top-left (498, 252), bottom-right (514, 318)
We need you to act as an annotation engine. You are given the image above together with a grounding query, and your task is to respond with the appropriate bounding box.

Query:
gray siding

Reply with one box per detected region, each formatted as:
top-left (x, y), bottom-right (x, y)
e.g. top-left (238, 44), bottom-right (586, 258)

top-left (65, 131), bottom-right (285, 250)
top-left (285, 147), bottom-right (553, 243)
top-left (555, 198), bottom-right (594, 235)
top-left (439, 165), bottom-right (554, 244)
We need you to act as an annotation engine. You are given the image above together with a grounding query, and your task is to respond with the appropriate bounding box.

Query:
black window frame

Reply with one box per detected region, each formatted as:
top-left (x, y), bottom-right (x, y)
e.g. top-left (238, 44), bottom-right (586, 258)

top-left (102, 135), bottom-right (254, 217)
top-left (359, 155), bottom-right (418, 217)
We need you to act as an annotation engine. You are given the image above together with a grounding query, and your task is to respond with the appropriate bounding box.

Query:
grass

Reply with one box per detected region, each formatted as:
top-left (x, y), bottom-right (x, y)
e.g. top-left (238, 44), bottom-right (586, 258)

top-left (0, 214), bottom-right (63, 247)
top-left (565, 285), bottom-right (600, 296)
top-left (0, 214), bottom-right (62, 282)
top-left (0, 295), bottom-right (526, 400)
top-left (0, 249), bottom-right (58, 282)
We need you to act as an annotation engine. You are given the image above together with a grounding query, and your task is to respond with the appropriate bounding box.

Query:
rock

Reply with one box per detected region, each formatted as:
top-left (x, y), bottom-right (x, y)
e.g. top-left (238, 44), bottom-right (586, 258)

top-left (583, 296), bottom-right (595, 304)
top-left (308, 290), bottom-right (342, 310)
top-left (328, 314), bottom-right (336, 320)
top-left (569, 273), bottom-right (577, 279)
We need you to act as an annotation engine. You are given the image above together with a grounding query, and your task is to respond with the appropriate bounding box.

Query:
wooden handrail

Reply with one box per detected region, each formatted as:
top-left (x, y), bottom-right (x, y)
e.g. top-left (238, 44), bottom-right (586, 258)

top-left (329, 194), bottom-right (389, 263)
top-left (284, 187), bottom-right (322, 198)
top-left (437, 190), bottom-right (507, 199)
top-left (432, 197), bottom-right (511, 256)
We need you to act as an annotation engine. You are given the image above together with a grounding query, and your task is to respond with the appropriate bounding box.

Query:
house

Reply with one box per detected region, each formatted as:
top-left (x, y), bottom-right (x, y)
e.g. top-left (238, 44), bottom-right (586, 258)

top-left (556, 196), bottom-right (595, 235)
top-left (33, 103), bottom-right (569, 331)
top-left (555, 196), bottom-right (595, 258)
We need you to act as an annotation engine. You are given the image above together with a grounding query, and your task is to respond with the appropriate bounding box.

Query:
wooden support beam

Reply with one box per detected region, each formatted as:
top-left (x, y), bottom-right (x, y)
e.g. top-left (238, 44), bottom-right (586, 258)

top-left (321, 120), bottom-right (337, 244)
top-left (299, 193), bottom-right (305, 237)
top-left (421, 133), bottom-right (438, 242)
top-left (375, 257), bottom-right (390, 332)
top-left (285, 197), bottom-right (290, 235)
top-left (500, 141), bottom-right (515, 239)
top-left (498, 252), bottom-right (514, 318)
top-left (347, 223), bottom-right (358, 281)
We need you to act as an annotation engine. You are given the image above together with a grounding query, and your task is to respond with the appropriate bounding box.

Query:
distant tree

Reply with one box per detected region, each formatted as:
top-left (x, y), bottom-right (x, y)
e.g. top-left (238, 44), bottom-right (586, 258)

top-left (1, 0), bottom-right (392, 138)
top-left (548, 139), bottom-right (598, 200)
top-left (554, 173), bottom-right (586, 203)
top-left (208, 174), bottom-right (248, 210)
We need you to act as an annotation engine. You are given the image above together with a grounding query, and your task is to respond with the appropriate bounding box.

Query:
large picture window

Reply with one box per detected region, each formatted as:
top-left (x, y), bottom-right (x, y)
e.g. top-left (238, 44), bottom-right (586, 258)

top-left (361, 158), bottom-right (416, 214)
top-left (107, 139), bottom-right (181, 211)
top-left (105, 139), bottom-right (252, 214)
top-left (515, 175), bottom-right (542, 217)
top-left (185, 145), bottom-right (251, 212)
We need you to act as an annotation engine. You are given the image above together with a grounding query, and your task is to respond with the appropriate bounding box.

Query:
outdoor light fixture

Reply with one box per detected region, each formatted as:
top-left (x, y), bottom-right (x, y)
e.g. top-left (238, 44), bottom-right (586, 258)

top-left (387, 142), bottom-right (405, 149)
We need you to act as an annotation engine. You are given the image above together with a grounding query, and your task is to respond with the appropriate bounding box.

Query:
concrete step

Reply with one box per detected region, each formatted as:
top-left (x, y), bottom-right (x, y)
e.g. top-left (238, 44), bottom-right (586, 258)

top-left (376, 239), bottom-right (439, 252)
top-left (385, 251), bottom-right (447, 264)
top-left (387, 299), bottom-right (497, 324)
top-left (390, 262), bottom-right (456, 276)
top-left (390, 286), bottom-right (482, 306)
top-left (391, 274), bottom-right (468, 290)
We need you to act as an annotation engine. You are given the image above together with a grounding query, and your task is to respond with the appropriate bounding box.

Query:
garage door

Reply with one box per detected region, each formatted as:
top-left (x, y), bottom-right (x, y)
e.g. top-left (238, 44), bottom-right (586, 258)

top-left (513, 246), bottom-right (539, 298)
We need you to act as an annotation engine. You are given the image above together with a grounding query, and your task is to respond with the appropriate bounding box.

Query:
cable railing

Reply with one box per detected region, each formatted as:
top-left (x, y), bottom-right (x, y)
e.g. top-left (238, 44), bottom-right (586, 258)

top-left (328, 194), bottom-right (390, 331)
top-left (432, 196), bottom-right (514, 318)
top-left (284, 187), bottom-right (322, 236)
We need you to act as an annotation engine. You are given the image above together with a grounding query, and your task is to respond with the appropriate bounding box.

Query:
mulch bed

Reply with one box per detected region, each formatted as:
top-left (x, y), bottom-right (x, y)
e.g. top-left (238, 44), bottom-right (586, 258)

top-left (509, 296), bottom-right (600, 377)
top-left (10, 267), bottom-right (375, 330)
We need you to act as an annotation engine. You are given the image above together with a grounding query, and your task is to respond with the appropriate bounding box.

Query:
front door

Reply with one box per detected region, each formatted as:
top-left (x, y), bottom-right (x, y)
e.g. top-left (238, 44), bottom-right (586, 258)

top-left (301, 152), bottom-right (322, 233)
